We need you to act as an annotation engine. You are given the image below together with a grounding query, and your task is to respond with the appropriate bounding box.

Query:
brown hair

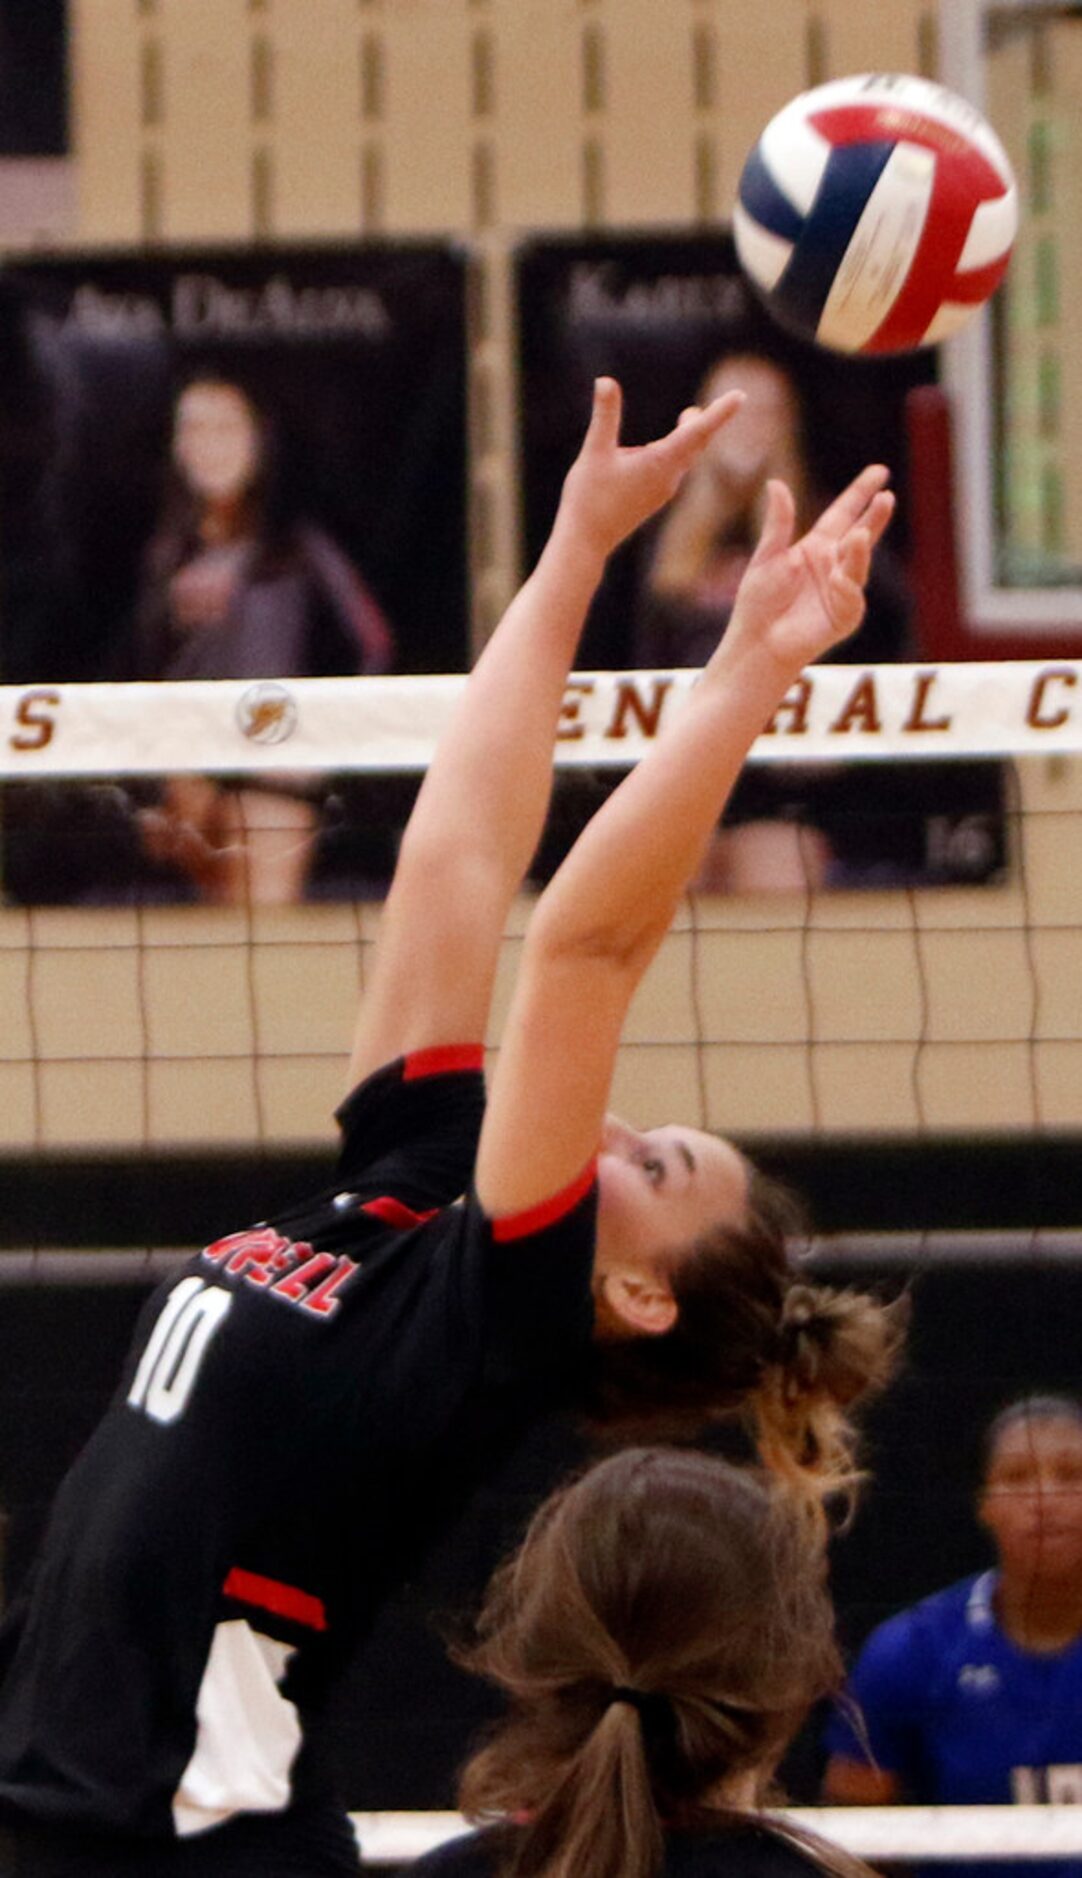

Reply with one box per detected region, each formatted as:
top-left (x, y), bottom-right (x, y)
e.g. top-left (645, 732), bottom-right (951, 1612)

top-left (457, 1447), bottom-right (874, 1878)
top-left (587, 1170), bottom-right (906, 1509)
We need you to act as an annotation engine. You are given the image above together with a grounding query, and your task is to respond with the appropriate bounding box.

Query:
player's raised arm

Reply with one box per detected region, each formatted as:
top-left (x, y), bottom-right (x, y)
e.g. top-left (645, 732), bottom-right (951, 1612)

top-left (475, 467), bottom-right (894, 1218)
top-left (348, 378), bottom-right (744, 1088)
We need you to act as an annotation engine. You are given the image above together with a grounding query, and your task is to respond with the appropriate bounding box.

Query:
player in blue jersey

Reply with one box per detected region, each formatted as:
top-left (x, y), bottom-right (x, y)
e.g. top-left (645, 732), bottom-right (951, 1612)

top-left (0, 379), bottom-right (899, 1875)
top-left (824, 1395), bottom-right (1082, 1878)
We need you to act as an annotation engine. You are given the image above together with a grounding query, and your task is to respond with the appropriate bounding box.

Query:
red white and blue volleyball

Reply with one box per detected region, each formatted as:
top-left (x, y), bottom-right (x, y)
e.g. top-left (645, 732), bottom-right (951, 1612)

top-left (733, 73), bottom-right (1018, 356)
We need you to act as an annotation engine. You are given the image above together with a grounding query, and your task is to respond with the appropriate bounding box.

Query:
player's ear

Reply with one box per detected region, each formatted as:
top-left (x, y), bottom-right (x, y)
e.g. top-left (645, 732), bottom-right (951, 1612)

top-left (596, 1269), bottom-right (677, 1338)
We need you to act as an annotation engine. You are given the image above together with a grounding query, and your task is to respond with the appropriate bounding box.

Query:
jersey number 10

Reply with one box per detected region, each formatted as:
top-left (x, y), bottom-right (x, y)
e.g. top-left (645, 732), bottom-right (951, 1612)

top-left (127, 1276), bottom-right (233, 1426)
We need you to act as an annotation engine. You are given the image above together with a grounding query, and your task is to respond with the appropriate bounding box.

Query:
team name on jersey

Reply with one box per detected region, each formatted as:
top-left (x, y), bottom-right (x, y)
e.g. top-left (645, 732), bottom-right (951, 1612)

top-left (201, 1226), bottom-right (360, 1318)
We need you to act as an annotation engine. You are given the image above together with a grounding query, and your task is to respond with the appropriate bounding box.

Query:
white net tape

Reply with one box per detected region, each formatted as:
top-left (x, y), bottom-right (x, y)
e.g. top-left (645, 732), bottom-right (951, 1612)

top-left (0, 661), bottom-right (1079, 777)
top-left (349, 1806), bottom-right (1082, 1864)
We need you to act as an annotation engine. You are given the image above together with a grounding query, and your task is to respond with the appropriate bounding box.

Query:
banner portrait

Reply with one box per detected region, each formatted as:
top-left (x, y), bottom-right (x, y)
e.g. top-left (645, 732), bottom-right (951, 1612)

top-left (0, 241), bottom-right (468, 905)
top-left (516, 232), bottom-right (1006, 893)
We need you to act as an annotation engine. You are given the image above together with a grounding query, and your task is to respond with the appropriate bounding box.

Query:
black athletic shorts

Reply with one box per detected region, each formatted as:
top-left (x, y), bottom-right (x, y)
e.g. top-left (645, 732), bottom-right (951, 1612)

top-left (0, 1802), bottom-right (362, 1876)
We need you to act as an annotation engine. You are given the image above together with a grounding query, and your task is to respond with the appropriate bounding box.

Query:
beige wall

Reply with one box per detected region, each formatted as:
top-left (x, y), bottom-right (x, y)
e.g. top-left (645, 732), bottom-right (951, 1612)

top-left (70, 0), bottom-right (939, 631)
top-left (6, 0), bottom-right (1079, 1153)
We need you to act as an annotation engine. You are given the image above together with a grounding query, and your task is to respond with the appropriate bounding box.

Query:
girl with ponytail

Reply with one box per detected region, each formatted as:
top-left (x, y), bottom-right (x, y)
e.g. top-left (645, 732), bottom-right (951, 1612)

top-left (410, 1447), bottom-right (876, 1878)
top-left (0, 376), bottom-right (903, 1873)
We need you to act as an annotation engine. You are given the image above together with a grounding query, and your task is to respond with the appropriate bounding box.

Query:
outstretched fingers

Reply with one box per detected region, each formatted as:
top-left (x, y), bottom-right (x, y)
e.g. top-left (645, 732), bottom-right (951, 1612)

top-left (582, 378), bottom-right (744, 481)
top-left (814, 463), bottom-right (892, 540)
top-left (862, 487), bottom-right (896, 552)
top-left (582, 376), bottom-right (624, 454)
top-left (750, 477), bottom-right (797, 564)
top-left (831, 546), bottom-right (875, 629)
top-left (654, 388), bottom-right (745, 472)
top-left (642, 388), bottom-right (743, 484)
top-left (831, 491), bottom-right (894, 623)
top-left (828, 489), bottom-right (895, 603)
top-left (838, 523), bottom-right (873, 591)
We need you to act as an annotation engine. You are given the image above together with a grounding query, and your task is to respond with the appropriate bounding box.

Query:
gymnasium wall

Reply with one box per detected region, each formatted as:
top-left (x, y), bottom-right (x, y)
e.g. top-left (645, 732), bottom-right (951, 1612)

top-left (71, 0), bottom-right (937, 641)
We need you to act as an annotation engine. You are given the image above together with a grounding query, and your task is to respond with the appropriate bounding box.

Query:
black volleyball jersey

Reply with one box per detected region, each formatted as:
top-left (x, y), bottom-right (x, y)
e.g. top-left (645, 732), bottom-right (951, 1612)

top-left (0, 1047), bottom-right (598, 1842)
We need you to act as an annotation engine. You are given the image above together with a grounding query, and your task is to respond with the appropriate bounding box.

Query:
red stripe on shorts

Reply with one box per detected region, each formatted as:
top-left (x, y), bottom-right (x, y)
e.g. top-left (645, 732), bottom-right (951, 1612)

top-left (223, 1566), bottom-right (328, 1633)
top-left (491, 1159), bottom-right (598, 1243)
top-left (402, 1044), bottom-right (485, 1081)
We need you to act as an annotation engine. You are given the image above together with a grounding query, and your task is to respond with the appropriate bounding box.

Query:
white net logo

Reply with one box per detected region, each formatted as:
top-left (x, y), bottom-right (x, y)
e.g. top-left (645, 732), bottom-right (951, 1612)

top-left (236, 682), bottom-right (298, 745)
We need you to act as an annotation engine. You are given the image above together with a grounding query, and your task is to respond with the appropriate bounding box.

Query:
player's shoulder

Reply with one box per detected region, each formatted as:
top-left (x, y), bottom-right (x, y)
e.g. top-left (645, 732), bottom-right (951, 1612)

top-left (408, 1821), bottom-right (826, 1878)
top-left (337, 1047), bottom-right (484, 1152)
top-left (911, 1571), bottom-right (991, 1636)
top-left (858, 1573), bottom-right (987, 1673)
top-left (666, 1821), bottom-right (832, 1878)
top-left (326, 1046), bottom-right (487, 1225)
top-left (408, 1824), bottom-right (501, 1875)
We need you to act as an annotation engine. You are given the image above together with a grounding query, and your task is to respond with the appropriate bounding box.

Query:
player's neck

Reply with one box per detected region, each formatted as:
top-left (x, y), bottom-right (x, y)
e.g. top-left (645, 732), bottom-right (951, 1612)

top-left (996, 1570), bottom-right (1082, 1654)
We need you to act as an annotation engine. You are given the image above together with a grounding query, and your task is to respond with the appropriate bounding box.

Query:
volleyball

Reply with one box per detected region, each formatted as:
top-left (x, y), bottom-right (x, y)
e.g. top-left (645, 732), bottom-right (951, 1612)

top-left (733, 73), bottom-right (1018, 356)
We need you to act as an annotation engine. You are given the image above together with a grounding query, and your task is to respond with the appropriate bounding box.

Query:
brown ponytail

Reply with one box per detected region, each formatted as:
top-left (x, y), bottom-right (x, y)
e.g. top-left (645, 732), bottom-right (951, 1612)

top-left (455, 1448), bottom-right (863, 1878)
top-left (752, 1279), bottom-right (906, 1505)
top-left (586, 1170), bottom-right (906, 1507)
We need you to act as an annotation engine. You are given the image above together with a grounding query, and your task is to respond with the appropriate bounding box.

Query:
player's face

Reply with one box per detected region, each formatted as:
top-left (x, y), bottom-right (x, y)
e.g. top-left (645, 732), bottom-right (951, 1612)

top-left (173, 381), bottom-right (262, 504)
top-left (979, 1416), bottom-right (1082, 1582)
top-left (592, 1116), bottom-right (750, 1336)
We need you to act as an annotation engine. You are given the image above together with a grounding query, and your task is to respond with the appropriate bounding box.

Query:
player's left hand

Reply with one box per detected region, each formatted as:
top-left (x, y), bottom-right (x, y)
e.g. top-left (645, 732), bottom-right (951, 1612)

top-left (557, 376), bottom-right (746, 564)
top-left (719, 464), bottom-right (895, 682)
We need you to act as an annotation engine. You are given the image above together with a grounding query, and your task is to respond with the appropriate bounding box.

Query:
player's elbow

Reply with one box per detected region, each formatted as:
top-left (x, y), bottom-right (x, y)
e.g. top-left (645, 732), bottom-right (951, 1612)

top-left (395, 822), bottom-right (504, 912)
top-left (822, 1755), bottom-right (901, 1806)
top-left (526, 892), bottom-right (665, 977)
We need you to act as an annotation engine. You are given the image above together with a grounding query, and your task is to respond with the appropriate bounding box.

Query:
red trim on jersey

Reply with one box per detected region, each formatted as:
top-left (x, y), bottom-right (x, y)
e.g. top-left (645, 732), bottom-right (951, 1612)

top-left (361, 1195), bottom-right (439, 1230)
top-left (223, 1566), bottom-right (328, 1633)
top-left (490, 1158), bottom-right (598, 1244)
top-left (402, 1043), bottom-right (484, 1081)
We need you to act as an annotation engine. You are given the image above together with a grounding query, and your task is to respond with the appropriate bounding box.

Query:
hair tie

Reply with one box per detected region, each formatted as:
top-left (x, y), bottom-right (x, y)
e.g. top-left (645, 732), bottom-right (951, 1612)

top-left (607, 1684), bottom-right (650, 1715)
top-left (607, 1685), bottom-right (674, 1741)
top-left (606, 1685), bottom-right (686, 1790)
top-left (775, 1283), bottom-right (830, 1380)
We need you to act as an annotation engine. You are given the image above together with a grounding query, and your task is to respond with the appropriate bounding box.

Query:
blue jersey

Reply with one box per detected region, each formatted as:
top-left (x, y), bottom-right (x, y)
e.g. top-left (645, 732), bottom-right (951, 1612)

top-left (825, 1572), bottom-right (1082, 1878)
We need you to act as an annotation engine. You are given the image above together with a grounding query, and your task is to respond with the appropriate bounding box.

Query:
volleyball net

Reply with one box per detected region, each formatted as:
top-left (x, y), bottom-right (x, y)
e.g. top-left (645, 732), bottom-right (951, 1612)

top-left (3, 659), bottom-right (1080, 775)
top-left (0, 661), bottom-right (1080, 1170)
